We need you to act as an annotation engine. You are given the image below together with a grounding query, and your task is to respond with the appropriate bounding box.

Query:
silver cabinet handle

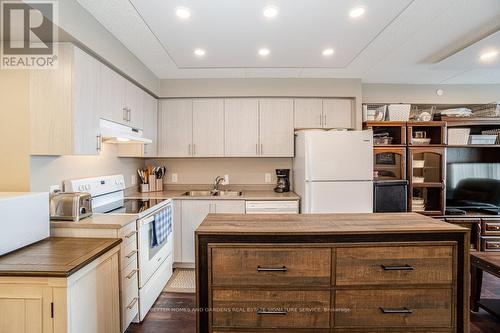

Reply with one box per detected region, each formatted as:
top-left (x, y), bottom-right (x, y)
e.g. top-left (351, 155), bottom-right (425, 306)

top-left (128, 108), bottom-right (132, 122)
top-left (380, 307), bottom-right (412, 314)
top-left (123, 108), bottom-right (128, 121)
top-left (125, 250), bottom-right (137, 259)
top-left (324, 114), bottom-right (327, 127)
top-left (381, 264), bottom-right (414, 271)
top-left (96, 134), bottom-right (102, 151)
top-left (257, 266), bottom-right (287, 272)
top-left (125, 269), bottom-right (138, 279)
top-left (260, 144), bottom-right (263, 156)
top-left (256, 143), bottom-right (259, 156)
top-left (188, 144), bottom-right (192, 156)
top-left (127, 298), bottom-right (138, 309)
top-left (124, 231), bottom-right (137, 239)
top-left (193, 144), bottom-right (196, 156)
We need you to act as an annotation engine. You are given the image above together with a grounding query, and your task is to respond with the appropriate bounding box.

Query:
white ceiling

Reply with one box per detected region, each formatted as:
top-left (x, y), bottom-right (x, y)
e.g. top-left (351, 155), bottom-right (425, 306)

top-left (77, 0), bottom-right (500, 83)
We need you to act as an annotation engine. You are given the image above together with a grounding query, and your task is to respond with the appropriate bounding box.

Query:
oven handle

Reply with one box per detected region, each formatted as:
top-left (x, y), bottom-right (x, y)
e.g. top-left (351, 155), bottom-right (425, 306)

top-left (139, 202), bottom-right (172, 227)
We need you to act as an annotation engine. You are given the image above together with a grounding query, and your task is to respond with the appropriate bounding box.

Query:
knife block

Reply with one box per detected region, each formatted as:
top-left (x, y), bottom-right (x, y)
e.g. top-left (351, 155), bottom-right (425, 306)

top-left (140, 176), bottom-right (163, 193)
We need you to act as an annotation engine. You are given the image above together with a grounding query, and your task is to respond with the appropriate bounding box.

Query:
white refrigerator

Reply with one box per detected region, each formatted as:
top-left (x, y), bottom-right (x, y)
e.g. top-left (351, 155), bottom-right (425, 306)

top-left (293, 130), bottom-right (373, 213)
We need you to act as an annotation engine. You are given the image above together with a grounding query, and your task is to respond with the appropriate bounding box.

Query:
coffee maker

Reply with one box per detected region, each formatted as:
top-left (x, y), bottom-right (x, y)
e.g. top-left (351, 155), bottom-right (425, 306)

top-left (274, 169), bottom-right (290, 193)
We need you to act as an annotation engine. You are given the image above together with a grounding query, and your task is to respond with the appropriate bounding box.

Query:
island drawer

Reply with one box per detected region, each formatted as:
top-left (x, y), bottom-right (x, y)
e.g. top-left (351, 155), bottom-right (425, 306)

top-left (212, 289), bottom-right (330, 329)
top-left (482, 220), bottom-right (500, 235)
top-left (334, 288), bottom-right (452, 328)
top-left (335, 245), bottom-right (454, 286)
top-left (211, 247), bottom-right (331, 286)
top-left (481, 236), bottom-right (500, 251)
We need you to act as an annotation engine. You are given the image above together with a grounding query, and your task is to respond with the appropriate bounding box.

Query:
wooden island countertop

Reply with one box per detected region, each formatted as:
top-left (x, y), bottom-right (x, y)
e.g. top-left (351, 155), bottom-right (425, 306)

top-left (196, 212), bottom-right (468, 235)
top-left (0, 237), bottom-right (122, 277)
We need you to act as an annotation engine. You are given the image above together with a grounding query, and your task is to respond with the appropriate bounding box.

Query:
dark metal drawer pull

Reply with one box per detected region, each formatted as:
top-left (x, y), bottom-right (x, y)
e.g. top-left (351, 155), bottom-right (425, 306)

top-left (380, 307), bottom-right (413, 314)
top-left (381, 264), bottom-right (414, 271)
top-left (257, 309), bottom-right (288, 315)
top-left (257, 266), bottom-right (288, 272)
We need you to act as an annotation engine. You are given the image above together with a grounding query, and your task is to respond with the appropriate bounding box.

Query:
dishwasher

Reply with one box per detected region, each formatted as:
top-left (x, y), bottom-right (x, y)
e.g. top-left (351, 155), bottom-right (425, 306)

top-left (245, 201), bottom-right (299, 214)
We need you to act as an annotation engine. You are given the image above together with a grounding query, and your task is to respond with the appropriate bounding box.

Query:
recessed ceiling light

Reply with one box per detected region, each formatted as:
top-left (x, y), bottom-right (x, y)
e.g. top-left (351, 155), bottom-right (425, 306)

top-left (480, 50), bottom-right (499, 62)
top-left (322, 48), bottom-right (335, 56)
top-left (194, 49), bottom-right (206, 57)
top-left (175, 7), bottom-right (191, 19)
top-left (263, 6), bottom-right (279, 18)
top-left (349, 6), bottom-right (365, 18)
top-left (258, 48), bottom-right (270, 57)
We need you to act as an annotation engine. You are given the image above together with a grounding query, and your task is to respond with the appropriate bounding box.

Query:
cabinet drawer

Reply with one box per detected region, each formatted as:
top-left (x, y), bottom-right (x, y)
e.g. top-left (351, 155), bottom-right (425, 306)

top-left (211, 247), bottom-right (331, 286)
top-left (121, 258), bottom-right (138, 289)
top-left (482, 220), bottom-right (500, 235)
top-left (482, 237), bottom-right (500, 251)
top-left (121, 239), bottom-right (138, 269)
top-left (119, 221), bottom-right (137, 240)
top-left (335, 245), bottom-right (453, 286)
top-left (212, 289), bottom-right (330, 329)
top-left (334, 289), bottom-right (452, 328)
top-left (121, 259), bottom-right (139, 330)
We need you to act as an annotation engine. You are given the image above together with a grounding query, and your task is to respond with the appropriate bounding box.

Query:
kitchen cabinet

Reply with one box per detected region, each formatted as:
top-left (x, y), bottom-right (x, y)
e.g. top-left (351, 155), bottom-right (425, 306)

top-left (193, 99), bottom-right (224, 157)
top-left (100, 63), bottom-right (126, 125)
top-left (224, 99), bottom-right (260, 157)
top-left (30, 44), bottom-right (101, 155)
top-left (125, 81), bottom-right (144, 129)
top-left (259, 99), bottom-right (294, 157)
top-left (294, 98), bottom-right (323, 128)
top-left (294, 98), bottom-right (354, 129)
top-left (158, 99), bottom-right (193, 157)
top-left (322, 99), bottom-right (354, 129)
top-left (180, 200), bottom-right (245, 263)
top-left (142, 93), bottom-right (158, 157)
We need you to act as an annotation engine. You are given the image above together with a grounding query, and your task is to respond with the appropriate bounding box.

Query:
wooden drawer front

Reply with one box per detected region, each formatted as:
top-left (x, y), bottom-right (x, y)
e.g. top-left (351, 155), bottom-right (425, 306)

top-left (483, 220), bottom-right (500, 235)
top-left (212, 290), bottom-right (330, 328)
top-left (118, 221), bottom-right (137, 239)
top-left (482, 237), bottom-right (500, 251)
top-left (211, 247), bottom-right (331, 286)
top-left (335, 289), bottom-right (452, 328)
top-left (336, 245), bottom-right (453, 286)
top-left (121, 259), bottom-right (139, 330)
top-left (120, 239), bottom-right (138, 269)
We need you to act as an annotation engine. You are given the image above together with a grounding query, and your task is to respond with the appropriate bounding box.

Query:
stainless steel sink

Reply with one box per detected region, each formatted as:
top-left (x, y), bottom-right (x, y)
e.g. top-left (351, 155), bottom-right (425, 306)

top-left (181, 190), bottom-right (243, 197)
top-left (182, 190), bottom-right (214, 197)
top-left (216, 190), bottom-right (243, 197)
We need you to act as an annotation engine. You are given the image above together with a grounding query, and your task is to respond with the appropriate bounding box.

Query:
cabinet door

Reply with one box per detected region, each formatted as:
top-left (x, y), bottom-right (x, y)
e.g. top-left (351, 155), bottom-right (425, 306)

top-left (224, 99), bottom-right (259, 157)
top-left (100, 64), bottom-right (126, 124)
top-left (72, 46), bottom-right (101, 155)
top-left (142, 93), bottom-right (158, 157)
top-left (193, 99), bottom-right (224, 157)
top-left (181, 200), bottom-right (212, 263)
top-left (126, 82), bottom-right (144, 129)
top-left (0, 285), bottom-right (53, 333)
top-left (323, 99), bottom-right (353, 129)
top-left (214, 200), bottom-right (245, 213)
top-left (158, 99), bottom-right (193, 157)
top-left (294, 98), bottom-right (323, 128)
top-left (259, 99), bottom-right (294, 157)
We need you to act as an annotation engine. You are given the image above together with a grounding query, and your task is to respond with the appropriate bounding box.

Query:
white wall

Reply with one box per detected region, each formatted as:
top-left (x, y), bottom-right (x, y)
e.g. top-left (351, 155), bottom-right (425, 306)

top-left (362, 84), bottom-right (500, 104)
top-left (56, 0), bottom-right (159, 95)
top-left (145, 158), bottom-right (292, 185)
top-left (30, 144), bottom-right (144, 192)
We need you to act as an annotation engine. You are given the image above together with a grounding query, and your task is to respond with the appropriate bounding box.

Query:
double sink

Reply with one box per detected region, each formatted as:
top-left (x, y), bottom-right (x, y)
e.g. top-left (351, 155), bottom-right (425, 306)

top-left (182, 190), bottom-right (243, 197)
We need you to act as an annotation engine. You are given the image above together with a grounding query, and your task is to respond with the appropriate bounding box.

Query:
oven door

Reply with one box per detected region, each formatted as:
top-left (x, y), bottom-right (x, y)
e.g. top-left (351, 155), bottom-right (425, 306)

top-left (138, 201), bottom-right (173, 288)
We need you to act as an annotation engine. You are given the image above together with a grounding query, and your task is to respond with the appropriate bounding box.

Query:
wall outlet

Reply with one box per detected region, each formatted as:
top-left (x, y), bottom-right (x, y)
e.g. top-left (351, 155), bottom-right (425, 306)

top-left (265, 173), bottom-right (272, 183)
top-left (131, 174), bottom-right (137, 185)
top-left (171, 173), bottom-right (178, 183)
top-left (49, 184), bottom-right (60, 193)
top-left (223, 174), bottom-right (229, 185)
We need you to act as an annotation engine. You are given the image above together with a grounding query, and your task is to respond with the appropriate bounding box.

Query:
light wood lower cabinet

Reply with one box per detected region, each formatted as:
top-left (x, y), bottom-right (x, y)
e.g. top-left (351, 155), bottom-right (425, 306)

top-left (51, 222), bottom-right (139, 332)
top-left (0, 246), bottom-right (120, 333)
top-left (202, 242), bottom-right (462, 332)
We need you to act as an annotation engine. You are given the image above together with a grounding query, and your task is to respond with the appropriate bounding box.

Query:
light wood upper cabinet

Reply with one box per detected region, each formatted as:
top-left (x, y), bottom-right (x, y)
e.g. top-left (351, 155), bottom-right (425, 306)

top-left (100, 63), bottom-right (126, 124)
top-left (259, 99), bottom-right (294, 157)
top-left (294, 98), bottom-right (323, 128)
top-left (193, 99), bottom-right (224, 157)
top-left (323, 99), bottom-right (354, 129)
top-left (224, 99), bottom-right (260, 157)
top-left (125, 81), bottom-right (144, 129)
top-left (142, 93), bottom-right (158, 157)
top-left (158, 99), bottom-right (193, 157)
top-left (30, 44), bottom-right (101, 155)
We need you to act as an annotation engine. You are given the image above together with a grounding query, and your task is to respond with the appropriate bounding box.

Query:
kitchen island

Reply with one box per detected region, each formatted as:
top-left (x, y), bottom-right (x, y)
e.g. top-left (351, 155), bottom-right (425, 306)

top-left (195, 213), bottom-right (470, 333)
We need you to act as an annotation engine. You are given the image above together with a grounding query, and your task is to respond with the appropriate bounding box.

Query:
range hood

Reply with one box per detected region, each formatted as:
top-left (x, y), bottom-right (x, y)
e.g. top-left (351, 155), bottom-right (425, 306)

top-left (99, 119), bottom-right (152, 144)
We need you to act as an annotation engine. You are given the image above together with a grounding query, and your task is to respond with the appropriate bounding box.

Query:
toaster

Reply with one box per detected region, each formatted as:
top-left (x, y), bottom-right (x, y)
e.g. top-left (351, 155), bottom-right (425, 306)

top-left (50, 192), bottom-right (92, 222)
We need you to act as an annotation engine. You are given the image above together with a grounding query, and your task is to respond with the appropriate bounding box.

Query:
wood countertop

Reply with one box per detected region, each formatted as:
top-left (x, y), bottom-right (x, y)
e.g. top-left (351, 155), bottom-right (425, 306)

top-left (51, 213), bottom-right (138, 229)
top-left (196, 212), bottom-right (468, 235)
top-left (0, 237), bottom-right (122, 277)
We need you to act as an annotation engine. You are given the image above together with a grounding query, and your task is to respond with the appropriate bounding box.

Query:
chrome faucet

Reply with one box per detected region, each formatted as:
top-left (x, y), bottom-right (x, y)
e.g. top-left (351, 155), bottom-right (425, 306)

top-left (212, 176), bottom-right (225, 193)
